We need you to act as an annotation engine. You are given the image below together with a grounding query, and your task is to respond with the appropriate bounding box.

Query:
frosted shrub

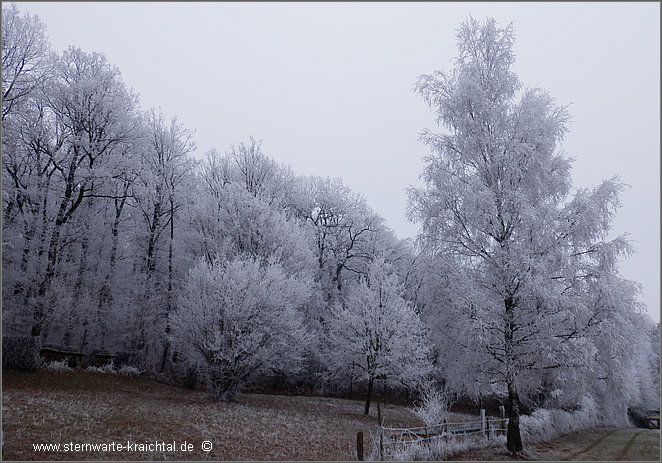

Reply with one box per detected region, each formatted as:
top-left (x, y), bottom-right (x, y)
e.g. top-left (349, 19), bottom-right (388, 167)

top-left (118, 365), bottom-right (141, 376)
top-left (42, 360), bottom-right (72, 372)
top-left (85, 362), bottom-right (140, 376)
top-left (173, 256), bottom-right (310, 400)
top-left (2, 335), bottom-right (42, 371)
top-left (86, 363), bottom-right (116, 374)
top-left (413, 381), bottom-right (451, 426)
top-left (114, 351), bottom-right (141, 370)
top-left (520, 394), bottom-right (599, 443)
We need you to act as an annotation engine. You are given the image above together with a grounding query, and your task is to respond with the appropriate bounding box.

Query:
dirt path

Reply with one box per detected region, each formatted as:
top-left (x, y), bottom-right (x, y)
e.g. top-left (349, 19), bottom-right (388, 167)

top-left (560, 428), bottom-right (621, 460)
top-left (449, 427), bottom-right (660, 461)
top-left (526, 427), bottom-right (659, 461)
top-left (528, 427), bottom-right (660, 461)
top-left (559, 427), bottom-right (660, 461)
top-left (616, 430), bottom-right (645, 460)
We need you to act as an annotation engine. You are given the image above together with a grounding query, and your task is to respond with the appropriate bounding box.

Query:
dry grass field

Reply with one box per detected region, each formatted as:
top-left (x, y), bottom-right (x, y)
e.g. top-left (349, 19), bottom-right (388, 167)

top-left (3, 369), bottom-right (659, 461)
top-left (2, 369), bottom-right (426, 461)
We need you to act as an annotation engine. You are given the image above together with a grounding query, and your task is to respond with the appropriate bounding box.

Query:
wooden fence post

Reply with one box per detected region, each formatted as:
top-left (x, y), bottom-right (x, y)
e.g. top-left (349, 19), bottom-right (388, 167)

top-left (480, 408), bottom-right (486, 436)
top-left (356, 431), bottom-right (363, 461)
top-left (499, 405), bottom-right (506, 436)
top-left (377, 395), bottom-right (383, 461)
top-left (377, 395), bottom-right (382, 425)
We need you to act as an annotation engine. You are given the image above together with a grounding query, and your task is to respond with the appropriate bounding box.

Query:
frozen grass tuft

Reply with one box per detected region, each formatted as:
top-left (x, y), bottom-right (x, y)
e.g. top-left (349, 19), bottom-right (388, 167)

top-left (85, 362), bottom-right (141, 376)
top-left (85, 364), bottom-right (116, 374)
top-left (42, 360), bottom-right (73, 372)
top-left (373, 432), bottom-right (506, 461)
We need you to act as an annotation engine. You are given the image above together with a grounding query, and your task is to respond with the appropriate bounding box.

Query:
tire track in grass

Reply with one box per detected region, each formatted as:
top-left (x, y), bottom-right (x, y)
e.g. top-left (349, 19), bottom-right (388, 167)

top-left (616, 430), bottom-right (643, 461)
top-left (561, 428), bottom-right (618, 461)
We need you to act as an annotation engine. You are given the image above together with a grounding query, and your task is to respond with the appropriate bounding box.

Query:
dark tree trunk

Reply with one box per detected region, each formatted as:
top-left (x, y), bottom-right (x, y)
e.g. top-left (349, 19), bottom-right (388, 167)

top-left (31, 159), bottom-right (85, 338)
top-left (137, 191), bottom-right (163, 356)
top-left (32, 211), bottom-right (65, 337)
top-left (160, 197), bottom-right (175, 374)
top-left (146, 185), bottom-right (162, 275)
top-left (335, 262), bottom-right (343, 291)
top-left (14, 219), bottom-right (35, 297)
top-left (63, 226), bottom-right (89, 347)
top-left (504, 294), bottom-right (523, 455)
top-left (506, 382), bottom-right (523, 454)
top-left (96, 187), bottom-right (129, 350)
top-left (364, 377), bottom-right (374, 415)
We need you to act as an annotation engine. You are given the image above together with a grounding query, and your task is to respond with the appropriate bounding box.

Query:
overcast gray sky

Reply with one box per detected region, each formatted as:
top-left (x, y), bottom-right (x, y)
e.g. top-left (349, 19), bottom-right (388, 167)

top-left (17, 2), bottom-right (660, 322)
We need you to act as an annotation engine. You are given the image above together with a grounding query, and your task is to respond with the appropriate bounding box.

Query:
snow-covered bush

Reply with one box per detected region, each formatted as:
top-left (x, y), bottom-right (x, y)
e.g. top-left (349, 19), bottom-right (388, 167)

top-left (86, 363), bottom-right (117, 374)
top-left (519, 394), bottom-right (599, 444)
top-left (413, 380), bottom-right (452, 426)
top-left (118, 365), bottom-right (141, 376)
top-left (114, 351), bottom-right (141, 370)
top-left (85, 362), bottom-right (140, 376)
top-left (173, 256), bottom-right (311, 400)
top-left (2, 335), bottom-right (42, 371)
top-left (42, 360), bottom-right (72, 372)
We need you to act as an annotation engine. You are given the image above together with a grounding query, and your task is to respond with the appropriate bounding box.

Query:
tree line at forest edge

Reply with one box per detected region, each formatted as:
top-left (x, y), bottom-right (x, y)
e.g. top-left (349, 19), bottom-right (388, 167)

top-left (2, 5), bottom-right (659, 455)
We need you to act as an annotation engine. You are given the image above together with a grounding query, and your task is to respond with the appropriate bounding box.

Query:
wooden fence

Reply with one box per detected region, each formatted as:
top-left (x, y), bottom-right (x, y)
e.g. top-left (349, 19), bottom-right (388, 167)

top-left (361, 407), bottom-right (509, 460)
top-left (382, 417), bottom-right (508, 444)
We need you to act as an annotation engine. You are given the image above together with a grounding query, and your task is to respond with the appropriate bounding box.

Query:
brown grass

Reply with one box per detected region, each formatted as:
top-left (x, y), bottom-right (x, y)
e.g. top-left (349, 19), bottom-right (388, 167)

top-left (2, 369), bottom-right (425, 461)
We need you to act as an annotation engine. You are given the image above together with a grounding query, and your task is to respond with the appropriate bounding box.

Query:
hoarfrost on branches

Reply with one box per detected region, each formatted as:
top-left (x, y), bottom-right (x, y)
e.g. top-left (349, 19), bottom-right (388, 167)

top-left (409, 16), bottom-right (649, 454)
top-left (326, 257), bottom-right (431, 414)
top-left (172, 256), bottom-right (311, 400)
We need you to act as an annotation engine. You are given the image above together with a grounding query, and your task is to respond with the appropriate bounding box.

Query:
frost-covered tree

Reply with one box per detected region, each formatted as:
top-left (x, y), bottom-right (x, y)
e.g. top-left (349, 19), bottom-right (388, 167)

top-left (648, 322), bottom-right (661, 406)
top-left (410, 17), bottom-right (646, 454)
top-left (188, 145), bottom-right (314, 278)
top-left (199, 138), bottom-right (302, 211)
top-left (626, 318), bottom-right (660, 413)
top-left (1, 8), bottom-right (150, 353)
top-left (1, 3), bottom-right (51, 121)
top-left (326, 257), bottom-right (431, 414)
top-left (1, 91), bottom-right (57, 333)
top-left (226, 136), bottom-right (279, 198)
top-left (300, 176), bottom-right (385, 324)
top-left (130, 109), bottom-right (195, 370)
top-left (6, 44), bottom-right (141, 339)
top-left (172, 256), bottom-right (310, 400)
top-left (2, 3), bottom-right (54, 334)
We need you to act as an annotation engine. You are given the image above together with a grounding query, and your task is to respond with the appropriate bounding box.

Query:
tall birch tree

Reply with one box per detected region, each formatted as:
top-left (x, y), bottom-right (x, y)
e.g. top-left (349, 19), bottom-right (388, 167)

top-left (410, 17), bottom-right (643, 454)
